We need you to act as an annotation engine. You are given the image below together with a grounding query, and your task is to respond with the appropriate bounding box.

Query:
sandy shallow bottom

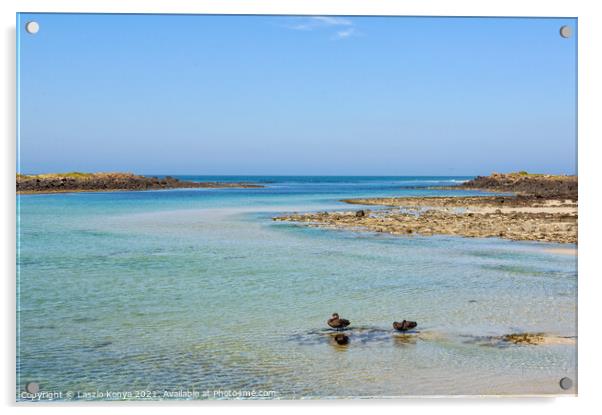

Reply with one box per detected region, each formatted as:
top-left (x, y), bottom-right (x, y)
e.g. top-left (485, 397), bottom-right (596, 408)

top-left (17, 183), bottom-right (577, 399)
top-left (542, 248), bottom-right (578, 256)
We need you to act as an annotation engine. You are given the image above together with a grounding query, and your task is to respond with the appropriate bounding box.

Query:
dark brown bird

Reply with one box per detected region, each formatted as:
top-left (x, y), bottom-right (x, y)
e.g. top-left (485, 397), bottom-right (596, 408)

top-left (334, 333), bottom-right (349, 345)
top-left (393, 320), bottom-right (417, 332)
top-left (327, 313), bottom-right (350, 330)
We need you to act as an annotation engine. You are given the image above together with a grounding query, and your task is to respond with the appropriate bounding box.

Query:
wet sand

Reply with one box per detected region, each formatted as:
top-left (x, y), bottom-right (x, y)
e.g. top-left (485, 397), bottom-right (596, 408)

top-left (542, 247), bottom-right (578, 256)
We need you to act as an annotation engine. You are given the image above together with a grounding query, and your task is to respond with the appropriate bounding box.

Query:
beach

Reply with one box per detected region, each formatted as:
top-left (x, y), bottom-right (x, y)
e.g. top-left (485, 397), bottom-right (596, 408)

top-left (16, 176), bottom-right (577, 399)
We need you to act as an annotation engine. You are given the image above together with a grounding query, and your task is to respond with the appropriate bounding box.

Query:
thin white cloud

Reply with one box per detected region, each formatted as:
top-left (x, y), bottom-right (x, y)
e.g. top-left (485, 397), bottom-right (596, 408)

top-left (333, 27), bottom-right (356, 40)
top-left (310, 16), bottom-right (352, 27)
top-left (286, 16), bottom-right (357, 38)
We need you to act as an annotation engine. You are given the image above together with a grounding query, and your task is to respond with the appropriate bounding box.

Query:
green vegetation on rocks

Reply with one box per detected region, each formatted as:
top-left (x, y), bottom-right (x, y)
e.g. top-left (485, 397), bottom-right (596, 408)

top-left (17, 172), bottom-right (263, 193)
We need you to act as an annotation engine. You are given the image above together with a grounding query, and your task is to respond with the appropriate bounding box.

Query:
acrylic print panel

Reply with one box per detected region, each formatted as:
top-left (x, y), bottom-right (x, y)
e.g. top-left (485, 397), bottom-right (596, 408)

top-left (16, 13), bottom-right (577, 400)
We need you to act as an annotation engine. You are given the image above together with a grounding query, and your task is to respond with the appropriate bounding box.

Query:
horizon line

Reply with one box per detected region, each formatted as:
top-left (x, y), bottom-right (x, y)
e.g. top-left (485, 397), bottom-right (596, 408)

top-left (17, 171), bottom-right (578, 177)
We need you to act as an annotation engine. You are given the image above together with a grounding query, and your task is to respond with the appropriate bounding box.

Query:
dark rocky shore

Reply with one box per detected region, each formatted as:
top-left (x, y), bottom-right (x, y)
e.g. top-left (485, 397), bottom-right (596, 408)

top-left (17, 172), bottom-right (263, 194)
top-left (453, 172), bottom-right (577, 199)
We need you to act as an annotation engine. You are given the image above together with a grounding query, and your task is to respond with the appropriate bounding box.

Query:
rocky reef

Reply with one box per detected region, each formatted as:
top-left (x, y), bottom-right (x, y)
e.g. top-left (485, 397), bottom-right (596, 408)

top-left (464, 332), bottom-right (576, 347)
top-left (17, 172), bottom-right (263, 194)
top-left (273, 173), bottom-right (578, 244)
top-left (455, 172), bottom-right (577, 200)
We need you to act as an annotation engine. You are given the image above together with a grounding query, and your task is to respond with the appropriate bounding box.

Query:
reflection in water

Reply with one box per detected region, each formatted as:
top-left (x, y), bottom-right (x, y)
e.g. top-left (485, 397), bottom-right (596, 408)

top-left (292, 326), bottom-right (427, 348)
top-left (331, 333), bottom-right (350, 347)
top-left (393, 333), bottom-right (418, 347)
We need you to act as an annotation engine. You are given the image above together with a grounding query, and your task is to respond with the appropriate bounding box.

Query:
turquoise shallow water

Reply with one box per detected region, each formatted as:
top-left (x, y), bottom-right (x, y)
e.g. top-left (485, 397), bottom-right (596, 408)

top-left (16, 176), bottom-right (577, 399)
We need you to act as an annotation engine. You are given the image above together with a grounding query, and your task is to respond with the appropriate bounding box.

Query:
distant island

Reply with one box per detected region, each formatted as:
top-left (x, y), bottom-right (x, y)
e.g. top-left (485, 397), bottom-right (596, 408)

top-left (16, 172), bottom-right (264, 194)
top-left (274, 172), bottom-right (578, 244)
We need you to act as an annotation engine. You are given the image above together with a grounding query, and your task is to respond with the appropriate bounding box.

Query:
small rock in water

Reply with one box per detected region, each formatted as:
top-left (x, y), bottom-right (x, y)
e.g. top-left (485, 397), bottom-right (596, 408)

top-left (355, 210), bottom-right (367, 218)
top-left (502, 332), bottom-right (546, 345)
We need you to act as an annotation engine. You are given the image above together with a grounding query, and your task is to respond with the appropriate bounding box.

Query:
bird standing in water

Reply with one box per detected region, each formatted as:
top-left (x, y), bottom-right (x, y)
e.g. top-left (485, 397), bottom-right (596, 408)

top-left (393, 320), bottom-right (417, 332)
top-left (327, 313), bottom-right (350, 330)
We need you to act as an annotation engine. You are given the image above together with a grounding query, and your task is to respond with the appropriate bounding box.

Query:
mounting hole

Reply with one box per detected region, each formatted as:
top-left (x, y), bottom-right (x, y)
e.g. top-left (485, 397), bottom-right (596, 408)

top-left (25, 382), bottom-right (39, 394)
top-left (559, 25), bottom-right (572, 38)
top-left (25, 21), bottom-right (39, 34)
top-left (559, 377), bottom-right (573, 390)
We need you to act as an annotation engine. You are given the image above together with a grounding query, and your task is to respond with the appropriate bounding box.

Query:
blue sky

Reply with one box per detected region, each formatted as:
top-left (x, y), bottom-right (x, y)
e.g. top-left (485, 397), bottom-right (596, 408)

top-left (18, 14), bottom-right (577, 175)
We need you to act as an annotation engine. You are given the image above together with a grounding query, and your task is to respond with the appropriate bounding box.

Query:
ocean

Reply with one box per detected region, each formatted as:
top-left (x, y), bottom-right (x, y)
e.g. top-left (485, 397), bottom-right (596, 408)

top-left (16, 176), bottom-right (577, 399)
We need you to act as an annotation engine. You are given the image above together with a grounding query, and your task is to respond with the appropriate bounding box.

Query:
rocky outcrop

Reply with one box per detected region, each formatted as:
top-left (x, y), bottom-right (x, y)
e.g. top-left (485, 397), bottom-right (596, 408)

top-left (16, 172), bottom-right (263, 193)
top-left (274, 195), bottom-right (577, 244)
top-left (466, 332), bottom-right (576, 347)
top-left (457, 172), bottom-right (577, 200)
top-left (343, 195), bottom-right (576, 210)
top-left (274, 173), bottom-right (578, 244)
